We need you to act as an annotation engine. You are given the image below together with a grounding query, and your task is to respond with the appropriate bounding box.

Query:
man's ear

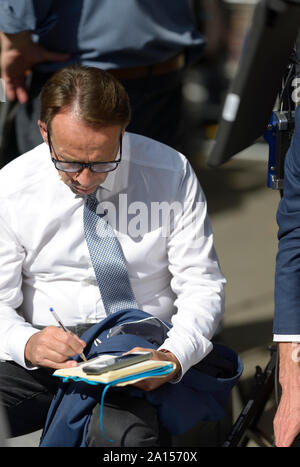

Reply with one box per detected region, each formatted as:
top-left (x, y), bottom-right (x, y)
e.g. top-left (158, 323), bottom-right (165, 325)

top-left (38, 120), bottom-right (48, 145)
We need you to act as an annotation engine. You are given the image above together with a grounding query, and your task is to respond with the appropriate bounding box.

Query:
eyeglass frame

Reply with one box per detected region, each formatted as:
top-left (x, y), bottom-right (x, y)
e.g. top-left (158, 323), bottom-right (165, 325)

top-left (47, 125), bottom-right (123, 174)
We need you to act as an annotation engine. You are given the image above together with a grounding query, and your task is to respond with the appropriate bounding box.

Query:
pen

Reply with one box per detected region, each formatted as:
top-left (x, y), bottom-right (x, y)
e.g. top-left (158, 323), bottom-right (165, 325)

top-left (49, 307), bottom-right (88, 362)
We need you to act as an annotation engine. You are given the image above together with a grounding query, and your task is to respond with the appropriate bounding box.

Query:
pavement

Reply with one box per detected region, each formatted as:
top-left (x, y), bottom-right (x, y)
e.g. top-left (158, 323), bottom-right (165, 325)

top-left (3, 138), bottom-right (280, 448)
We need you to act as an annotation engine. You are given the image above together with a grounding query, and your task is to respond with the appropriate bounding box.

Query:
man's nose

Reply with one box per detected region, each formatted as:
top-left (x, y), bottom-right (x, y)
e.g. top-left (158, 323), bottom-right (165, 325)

top-left (75, 167), bottom-right (95, 185)
top-left (75, 168), bottom-right (106, 186)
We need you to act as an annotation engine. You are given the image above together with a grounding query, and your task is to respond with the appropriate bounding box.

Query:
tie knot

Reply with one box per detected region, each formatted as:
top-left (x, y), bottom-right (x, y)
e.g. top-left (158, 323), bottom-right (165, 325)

top-left (85, 192), bottom-right (107, 218)
top-left (85, 192), bottom-right (98, 213)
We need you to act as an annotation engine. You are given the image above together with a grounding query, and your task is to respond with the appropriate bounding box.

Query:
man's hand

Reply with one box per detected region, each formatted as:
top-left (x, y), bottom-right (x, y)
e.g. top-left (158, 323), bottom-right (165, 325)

top-left (24, 326), bottom-right (87, 369)
top-left (0, 31), bottom-right (70, 103)
top-left (274, 342), bottom-right (300, 447)
top-left (124, 347), bottom-right (181, 391)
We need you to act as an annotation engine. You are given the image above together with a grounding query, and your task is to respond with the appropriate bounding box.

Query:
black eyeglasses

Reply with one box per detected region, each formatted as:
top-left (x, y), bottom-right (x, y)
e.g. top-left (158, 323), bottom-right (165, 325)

top-left (47, 126), bottom-right (122, 174)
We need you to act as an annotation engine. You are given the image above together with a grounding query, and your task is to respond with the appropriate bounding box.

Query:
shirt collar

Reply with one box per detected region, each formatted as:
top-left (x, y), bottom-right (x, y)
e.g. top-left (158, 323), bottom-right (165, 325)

top-left (99, 168), bottom-right (116, 192)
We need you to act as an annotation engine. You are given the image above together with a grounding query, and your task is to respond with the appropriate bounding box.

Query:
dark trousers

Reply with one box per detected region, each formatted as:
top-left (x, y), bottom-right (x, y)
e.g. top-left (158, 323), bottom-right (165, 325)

top-left (0, 360), bottom-right (171, 446)
top-left (0, 69), bottom-right (184, 167)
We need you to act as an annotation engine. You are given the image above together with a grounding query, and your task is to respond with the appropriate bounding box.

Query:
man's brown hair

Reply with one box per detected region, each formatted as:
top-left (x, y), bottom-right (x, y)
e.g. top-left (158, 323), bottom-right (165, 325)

top-left (40, 66), bottom-right (131, 129)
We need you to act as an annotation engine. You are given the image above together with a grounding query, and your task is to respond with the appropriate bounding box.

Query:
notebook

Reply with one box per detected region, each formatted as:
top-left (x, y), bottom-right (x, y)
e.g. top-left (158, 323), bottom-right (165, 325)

top-left (53, 354), bottom-right (175, 386)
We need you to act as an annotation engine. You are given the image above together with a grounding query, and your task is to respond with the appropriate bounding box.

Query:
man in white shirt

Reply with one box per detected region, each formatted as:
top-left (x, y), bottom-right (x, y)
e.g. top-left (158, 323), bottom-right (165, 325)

top-left (0, 66), bottom-right (225, 446)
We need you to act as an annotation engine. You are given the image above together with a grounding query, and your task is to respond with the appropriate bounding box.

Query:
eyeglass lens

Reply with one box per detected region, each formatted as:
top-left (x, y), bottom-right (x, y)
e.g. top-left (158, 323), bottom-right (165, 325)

top-left (48, 127), bottom-right (122, 174)
top-left (53, 160), bottom-right (119, 173)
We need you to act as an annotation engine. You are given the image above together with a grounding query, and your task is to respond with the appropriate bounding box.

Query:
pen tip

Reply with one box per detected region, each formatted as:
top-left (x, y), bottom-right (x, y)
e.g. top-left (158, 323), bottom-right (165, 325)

top-left (49, 307), bottom-right (54, 312)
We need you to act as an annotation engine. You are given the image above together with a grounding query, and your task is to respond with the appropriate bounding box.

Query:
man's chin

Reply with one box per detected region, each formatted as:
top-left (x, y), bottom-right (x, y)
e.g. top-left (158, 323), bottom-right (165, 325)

top-left (70, 185), bottom-right (97, 195)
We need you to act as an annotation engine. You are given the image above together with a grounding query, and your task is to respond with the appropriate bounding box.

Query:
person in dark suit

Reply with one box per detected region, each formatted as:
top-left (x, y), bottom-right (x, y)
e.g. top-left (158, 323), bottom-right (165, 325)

top-left (273, 104), bottom-right (300, 447)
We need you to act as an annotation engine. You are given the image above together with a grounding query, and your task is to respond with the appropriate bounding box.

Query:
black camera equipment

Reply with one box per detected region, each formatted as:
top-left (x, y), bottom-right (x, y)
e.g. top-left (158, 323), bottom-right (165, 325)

top-left (264, 44), bottom-right (299, 193)
top-left (208, 0), bottom-right (300, 170)
top-left (206, 0), bottom-right (300, 447)
top-left (223, 345), bottom-right (278, 447)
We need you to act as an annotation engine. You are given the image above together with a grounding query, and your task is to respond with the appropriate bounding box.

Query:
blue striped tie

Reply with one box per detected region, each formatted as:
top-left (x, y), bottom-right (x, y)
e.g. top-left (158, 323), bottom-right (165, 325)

top-left (83, 190), bottom-right (138, 315)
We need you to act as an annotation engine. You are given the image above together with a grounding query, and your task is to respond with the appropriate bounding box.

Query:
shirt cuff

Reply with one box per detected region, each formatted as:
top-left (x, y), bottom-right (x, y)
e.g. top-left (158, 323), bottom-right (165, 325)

top-left (7, 325), bottom-right (40, 369)
top-left (158, 333), bottom-right (213, 383)
top-left (273, 334), bottom-right (300, 342)
top-left (158, 348), bottom-right (182, 383)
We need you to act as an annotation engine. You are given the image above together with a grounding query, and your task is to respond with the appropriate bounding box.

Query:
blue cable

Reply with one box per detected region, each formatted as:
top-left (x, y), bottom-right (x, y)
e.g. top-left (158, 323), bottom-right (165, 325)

top-left (98, 364), bottom-right (174, 442)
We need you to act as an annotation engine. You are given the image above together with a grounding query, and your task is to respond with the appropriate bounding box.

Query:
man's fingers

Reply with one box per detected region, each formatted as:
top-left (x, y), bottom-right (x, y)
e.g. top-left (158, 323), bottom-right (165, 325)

top-left (2, 73), bottom-right (28, 102)
top-left (51, 328), bottom-right (86, 356)
top-left (32, 348), bottom-right (78, 369)
top-left (15, 85), bottom-right (29, 104)
top-left (274, 399), bottom-right (300, 447)
top-left (275, 426), bottom-right (299, 447)
top-left (25, 326), bottom-right (86, 368)
top-left (36, 357), bottom-right (79, 370)
top-left (274, 418), bottom-right (300, 447)
top-left (124, 346), bottom-right (178, 391)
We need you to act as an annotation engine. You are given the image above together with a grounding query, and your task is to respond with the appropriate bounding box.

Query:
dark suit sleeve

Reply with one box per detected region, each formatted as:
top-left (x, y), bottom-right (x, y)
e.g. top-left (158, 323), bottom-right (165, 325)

top-left (274, 105), bottom-right (300, 335)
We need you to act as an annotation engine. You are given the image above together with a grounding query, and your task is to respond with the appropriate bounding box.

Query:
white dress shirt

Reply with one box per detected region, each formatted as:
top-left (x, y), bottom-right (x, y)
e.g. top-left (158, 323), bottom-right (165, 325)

top-left (0, 132), bottom-right (225, 377)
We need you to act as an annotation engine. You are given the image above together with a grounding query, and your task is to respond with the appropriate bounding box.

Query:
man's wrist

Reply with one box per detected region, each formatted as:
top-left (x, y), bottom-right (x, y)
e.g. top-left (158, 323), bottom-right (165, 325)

top-left (159, 348), bottom-right (182, 380)
top-left (279, 342), bottom-right (300, 388)
top-left (279, 342), bottom-right (300, 364)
